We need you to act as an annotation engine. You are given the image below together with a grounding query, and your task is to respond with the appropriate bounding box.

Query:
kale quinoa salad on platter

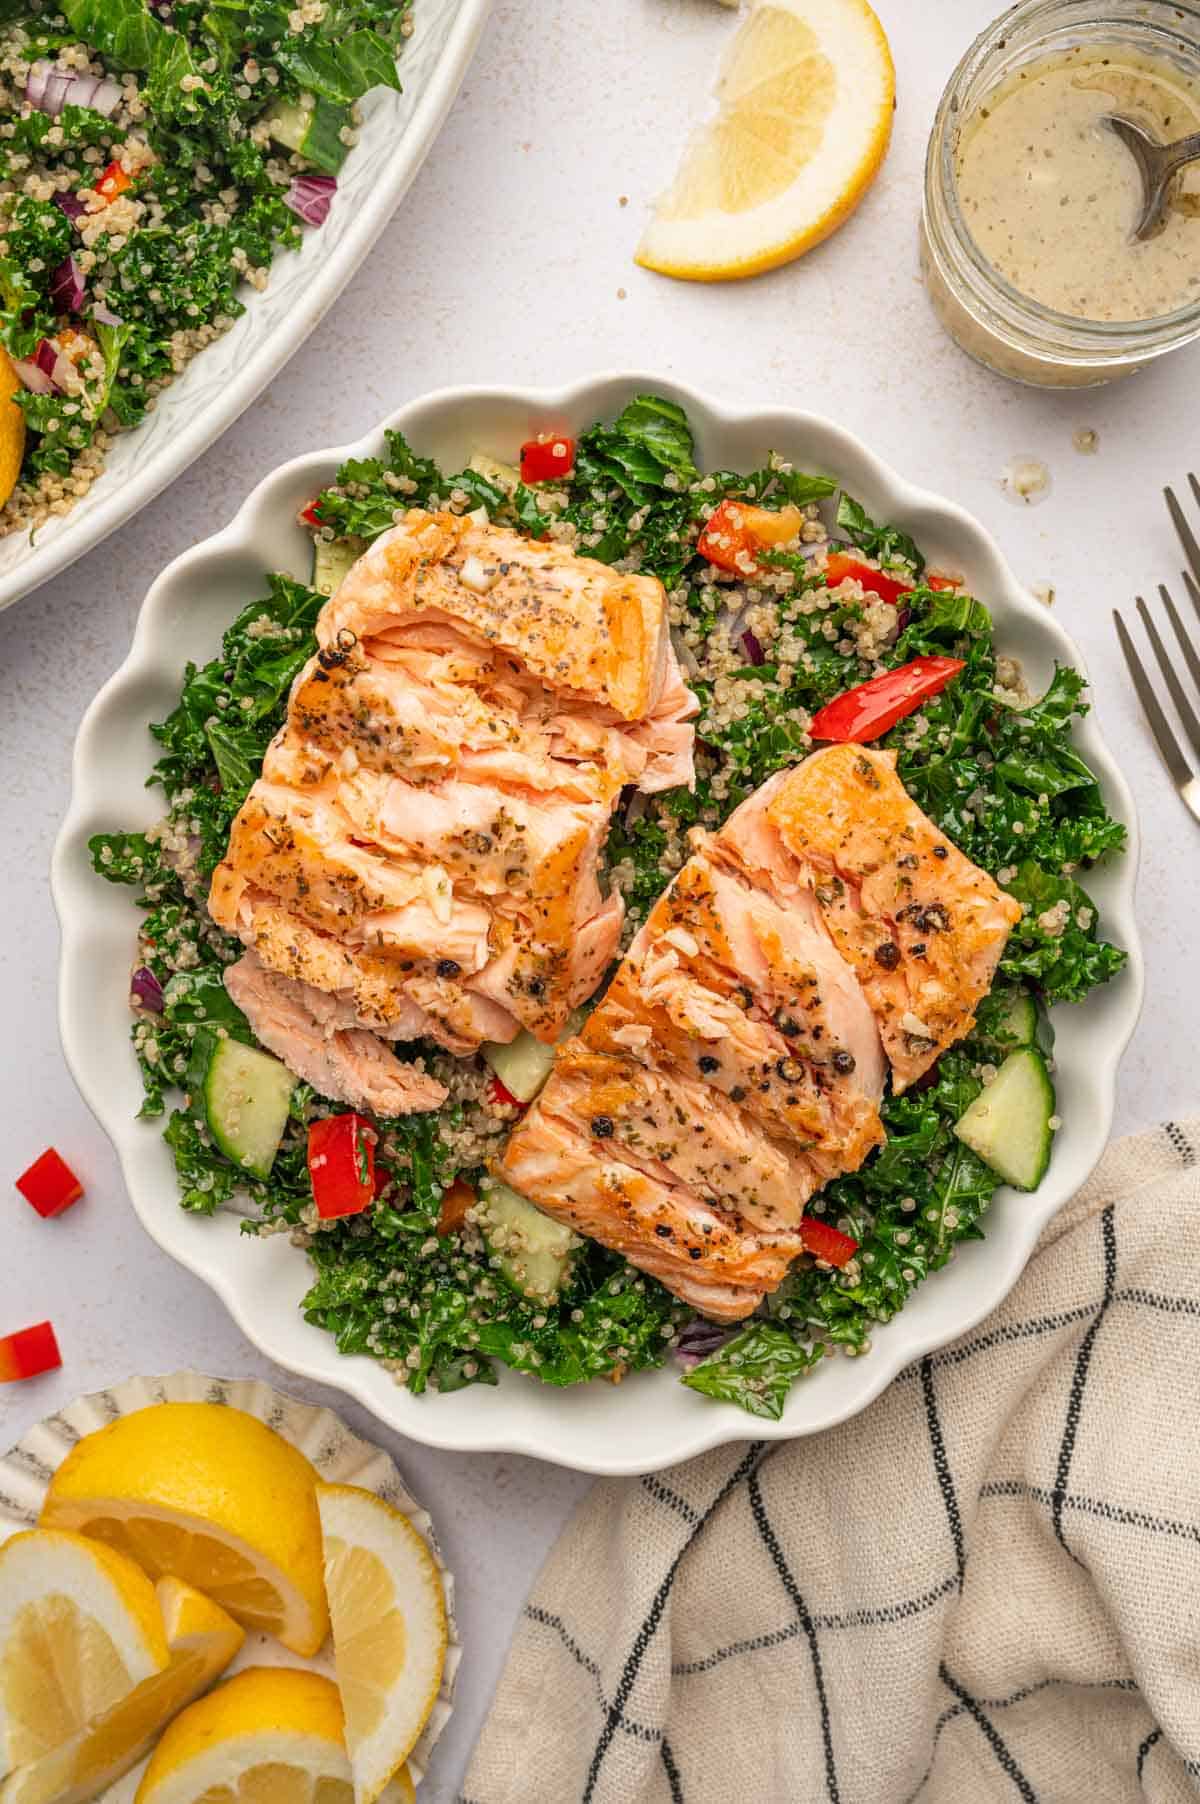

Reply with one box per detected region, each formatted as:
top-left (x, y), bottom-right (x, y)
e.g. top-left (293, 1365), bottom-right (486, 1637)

top-left (90, 392), bottom-right (1128, 1422)
top-left (0, 0), bottom-right (414, 532)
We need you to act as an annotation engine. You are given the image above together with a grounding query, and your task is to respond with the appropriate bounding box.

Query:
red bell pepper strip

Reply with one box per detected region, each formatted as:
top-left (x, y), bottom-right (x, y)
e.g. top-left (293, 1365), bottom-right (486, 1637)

top-left (926, 574), bottom-right (960, 591)
top-left (486, 1074), bottom-right (524, 1111)
top-left (299, 500), bottom-right (324, 528)
top-left (808, 656), bottom-right (966, 745)
top-left (697, 499), bottom-right (803, 574)
top-left (307, 1113), bottom-right (376, 1219)
top-left (95, 160), bottom-right (132, 203)
top-left (16, 1148), bottom-right (84, 1219)
top-left (799, 1217), bottom-right (859, 1267)
top-left (0, 1321), bottom-right (62, 1382)
top-left (823, 552), bottom-right (912, 607)
top-left (437, 1177), bottom-right (476, 1236)
top-left (519, 435), bottom-right (576, 484)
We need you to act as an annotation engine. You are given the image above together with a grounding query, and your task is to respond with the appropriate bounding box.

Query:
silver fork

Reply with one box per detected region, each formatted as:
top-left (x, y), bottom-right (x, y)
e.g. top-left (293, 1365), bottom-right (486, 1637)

top-left (1112, 476), bottom-right (1200, 824)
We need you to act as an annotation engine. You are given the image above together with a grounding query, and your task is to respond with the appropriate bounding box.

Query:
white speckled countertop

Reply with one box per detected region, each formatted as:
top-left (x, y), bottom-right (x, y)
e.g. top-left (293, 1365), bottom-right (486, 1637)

top-left (1, 2), bottom-right (1194, 1795)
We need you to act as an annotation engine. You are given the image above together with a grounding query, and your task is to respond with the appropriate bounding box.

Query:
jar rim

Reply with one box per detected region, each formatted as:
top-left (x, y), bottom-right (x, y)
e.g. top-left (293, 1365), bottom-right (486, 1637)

top-left (926, 0), bottom-right (1200, 366)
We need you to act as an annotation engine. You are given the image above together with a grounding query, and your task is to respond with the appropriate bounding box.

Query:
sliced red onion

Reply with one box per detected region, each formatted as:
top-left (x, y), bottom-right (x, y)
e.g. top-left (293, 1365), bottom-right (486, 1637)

top-left (33, 339), bottom-right (60, 380)
top-left (11, 357), bottom-right (53, 395)
top-left (25, 60), bottom-right (122, 119)
top-left (674, 1318), bottom-right (732, 1370)
top-left (740, 628), bottom-right (765, 666)
top-left (50, 255), bottom-right (85, 315)
top-left (91, 300), bottom-right (123, 327)
top-left (283, 173), bottom-right (336, 228)
top-left (53, 190), bottom-right (87, 222)
top-left (131, 966), bottom-right (164, 1013)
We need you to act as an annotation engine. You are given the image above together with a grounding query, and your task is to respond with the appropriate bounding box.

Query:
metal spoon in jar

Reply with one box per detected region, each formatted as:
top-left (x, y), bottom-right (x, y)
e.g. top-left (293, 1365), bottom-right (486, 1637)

top-left (1105, 115), bottom-right (1200, 241)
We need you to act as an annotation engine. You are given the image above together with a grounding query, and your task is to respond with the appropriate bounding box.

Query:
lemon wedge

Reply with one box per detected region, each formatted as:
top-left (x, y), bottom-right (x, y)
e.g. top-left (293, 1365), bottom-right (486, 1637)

top-left (637, 0), bottom-right (895, 281)
top-left (39, 1403), bottom-right (329, 1657)
top-left (316, 1484), bottom-right (447, 1803)
top-left (0, 1529), bottom-right (168, 1776)
top-left (133, 1668), bottom-right (414, 1804)
top-left (0, 350), bottom-right (25, 511)
top-left (1, 1578), bottom-right (243, 1804)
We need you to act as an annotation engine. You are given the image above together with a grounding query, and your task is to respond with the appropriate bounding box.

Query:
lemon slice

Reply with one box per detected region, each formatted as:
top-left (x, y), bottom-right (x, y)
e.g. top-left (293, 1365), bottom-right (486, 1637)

top-left (1, 1578), bottom-right (243, 1804)
top-left (0, 349), bottom-right (25, 511)
top-left (39, 1404), bottom-right (329, 1657)
top-left (0, 1529), bottom-right (168, 1776)
top-left (316, 1485), bottom-right (447, 1804)
top-left (637, 0), bottom-right (895, 281)
top-left (133, 1668), bottom-right (414, 1804)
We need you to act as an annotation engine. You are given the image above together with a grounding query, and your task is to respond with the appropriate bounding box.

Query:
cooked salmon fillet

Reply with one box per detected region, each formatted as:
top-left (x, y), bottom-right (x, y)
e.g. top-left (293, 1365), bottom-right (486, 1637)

top-left (716, 744), bottom-right (1022, 1090)
top-left (501, 744), bottom-right (1020, 1319)
top-left (225, 953), bottom-right (447, 1115)
top-left (209, 510), bottom-right (696, 1101)
top-left (501, 830), bottom-right (888, 1319)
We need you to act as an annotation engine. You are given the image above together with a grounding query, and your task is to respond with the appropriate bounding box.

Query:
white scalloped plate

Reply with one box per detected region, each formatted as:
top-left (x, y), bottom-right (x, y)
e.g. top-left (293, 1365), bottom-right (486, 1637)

top-left (0, 0), bottom-right (490, 613)
top-left (0, 1368), bottom-right (460, 1793)
top-left (51, 373), bottom-right (1143, 1475)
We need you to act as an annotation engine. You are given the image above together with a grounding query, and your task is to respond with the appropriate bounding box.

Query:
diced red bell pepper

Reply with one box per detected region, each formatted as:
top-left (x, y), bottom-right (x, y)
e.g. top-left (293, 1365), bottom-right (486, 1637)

top-left (299, 499), bottom-right (324, 528)
top-left (486, 1074), bottom-right (524, 1111)
top-left (16, 1148), bottom-right (84, 1219)
top-left (799, 1217), bottom-right (859, 1267)
top-left (437, 1177), bottom-right (476, 1236)
top-left (0, 1321), bottom-right (62, 1382)
top-left (519, 435), bottom-right (576, 484)
top-left (95, 160), bottom-right (132, 203)
top-left (307, 1113), bottom-right (376, 1219)
top-left (823, 552), bottom-right (912, 607)
top-left (697, 500), bottom-right (803, 574)
top-left (807, 656), bottom-right (966, 745)
top-left (926, 574), bottom-right (960, 592)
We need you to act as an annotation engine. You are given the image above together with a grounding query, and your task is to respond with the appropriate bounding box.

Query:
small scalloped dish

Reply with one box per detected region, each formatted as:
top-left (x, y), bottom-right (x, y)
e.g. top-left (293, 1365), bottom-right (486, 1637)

top-left (51, 375), bottom-right (1143, 1476)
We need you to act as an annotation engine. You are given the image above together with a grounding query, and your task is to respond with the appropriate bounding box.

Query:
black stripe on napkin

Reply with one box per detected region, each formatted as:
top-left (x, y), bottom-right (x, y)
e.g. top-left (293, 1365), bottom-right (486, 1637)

top-left (749, 1467), bottom-right (840, 1803)
top-left (582, 1442), bottom-right (765, 1804)
top-left (661, 1738), bottom-right (684, 1803)
top-left (938, 1664), bottom-right (1039, 1801)
top-left (920, 1354), bottom-right (966, 1590)
top-left (1052, 1205), bottom-right (1117, 1559)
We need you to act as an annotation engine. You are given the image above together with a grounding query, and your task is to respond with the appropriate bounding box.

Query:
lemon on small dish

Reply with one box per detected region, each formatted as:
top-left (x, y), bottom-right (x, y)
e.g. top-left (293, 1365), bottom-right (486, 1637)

top-left (1, 1578), bottom-right (243, 1804)
top-left (0, 1529), bottom-right (168, 1776)
top-left (0, 350), bottom-right (25, 512)
top-left (317, 1484), bottom-right (447, 1804)
top-left (133, 1667), bottom-right (414, 1804)
top-left (637, 0), bottom-right (895, 281)
top-left (39, 1403), bottom-right (329, 1656)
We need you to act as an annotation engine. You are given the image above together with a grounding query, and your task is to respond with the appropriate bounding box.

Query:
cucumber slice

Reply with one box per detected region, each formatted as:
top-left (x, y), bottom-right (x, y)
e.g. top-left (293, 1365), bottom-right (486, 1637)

top-left (972, 985), bottom-right (1037, 1051)
top-left (312, 537), bottom-right (358, 598)
top-left (482, 1008), bottom-right (587, 1104)
top-left (259, 94), bottom-right (350, 174)
top-left (480, 1181), bottom-right (580, 1301)
top-left (468, 452), bottom-right (522, 497)
top-left (189, 1031), bottom-right (295, 1179)
top-left (953, 1047), bottom-right (1055, 1192)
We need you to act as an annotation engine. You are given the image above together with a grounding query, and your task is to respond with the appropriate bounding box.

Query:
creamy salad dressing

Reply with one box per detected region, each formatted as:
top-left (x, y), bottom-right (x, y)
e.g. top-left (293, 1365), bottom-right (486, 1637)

top-left (954, 48), bottom-right (1200, 322)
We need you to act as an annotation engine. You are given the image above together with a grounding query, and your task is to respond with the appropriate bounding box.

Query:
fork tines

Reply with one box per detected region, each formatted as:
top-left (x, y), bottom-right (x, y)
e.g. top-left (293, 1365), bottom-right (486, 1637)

top-left (1112, 478), bottom-right (1200, 823)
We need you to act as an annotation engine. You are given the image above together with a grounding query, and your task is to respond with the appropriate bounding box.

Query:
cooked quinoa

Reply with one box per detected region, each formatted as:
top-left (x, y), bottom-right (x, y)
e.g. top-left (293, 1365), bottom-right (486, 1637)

top-left (0, 0), bottom-right (411, 533)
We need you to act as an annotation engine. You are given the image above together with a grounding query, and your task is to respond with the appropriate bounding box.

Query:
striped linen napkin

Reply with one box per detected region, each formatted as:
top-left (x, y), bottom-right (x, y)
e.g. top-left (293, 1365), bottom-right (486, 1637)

top-left (461, 1119), bottom-right (1200, 1804)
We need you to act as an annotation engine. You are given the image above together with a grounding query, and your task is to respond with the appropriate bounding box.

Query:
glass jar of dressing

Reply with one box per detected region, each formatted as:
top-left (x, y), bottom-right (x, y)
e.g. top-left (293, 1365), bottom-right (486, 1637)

top-left (921, 0), bottom-right (1200, 386)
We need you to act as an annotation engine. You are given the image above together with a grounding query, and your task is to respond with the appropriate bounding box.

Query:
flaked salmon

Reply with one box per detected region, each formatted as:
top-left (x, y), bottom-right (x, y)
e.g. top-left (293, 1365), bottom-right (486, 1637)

top-left (224, 952), bottom-right (447, 1116)
top-left (716, 744), bottom-right (1021, 1090)
top-left (209, 510), bottom-right (696, 1101)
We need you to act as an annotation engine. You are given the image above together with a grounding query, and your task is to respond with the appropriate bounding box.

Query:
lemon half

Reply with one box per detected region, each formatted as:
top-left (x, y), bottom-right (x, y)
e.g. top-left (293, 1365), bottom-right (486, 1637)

top-left (39, 1404), bottom-right (329, 1657)
top-left (637, 0), bottom-right (895, 281)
